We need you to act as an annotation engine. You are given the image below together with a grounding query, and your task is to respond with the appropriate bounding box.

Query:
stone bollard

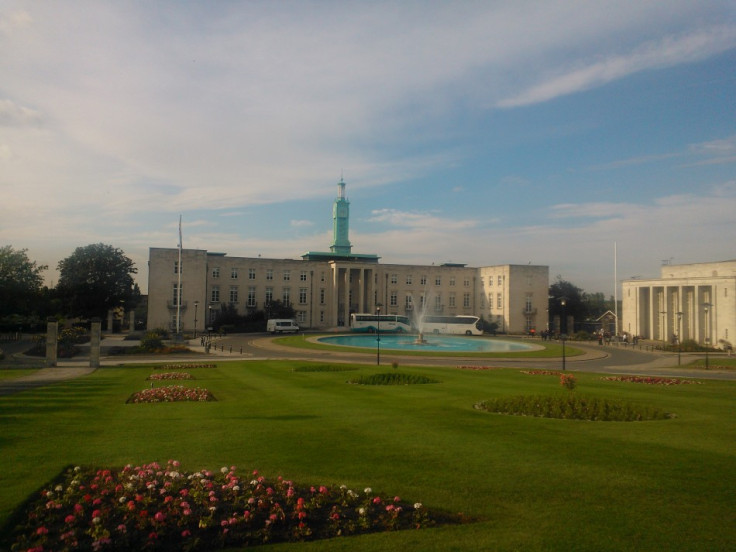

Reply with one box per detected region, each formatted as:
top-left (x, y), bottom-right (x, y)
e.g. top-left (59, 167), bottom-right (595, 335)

top-left (90, 318), bottom-right (102, 368)
top-left (46, 318), bottom-right (58, 367)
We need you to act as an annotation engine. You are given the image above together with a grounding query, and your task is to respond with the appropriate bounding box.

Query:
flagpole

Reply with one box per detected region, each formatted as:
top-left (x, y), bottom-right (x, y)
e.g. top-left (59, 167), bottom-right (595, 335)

top-left (614, 241), bottom-right (618, 337)
top-left (177, 215), bottom-right (182, 337)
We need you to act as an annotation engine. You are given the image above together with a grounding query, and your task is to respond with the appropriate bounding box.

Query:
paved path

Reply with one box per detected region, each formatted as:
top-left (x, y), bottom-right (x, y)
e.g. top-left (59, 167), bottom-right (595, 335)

top-left (1, 334), bottom-right (733, 397)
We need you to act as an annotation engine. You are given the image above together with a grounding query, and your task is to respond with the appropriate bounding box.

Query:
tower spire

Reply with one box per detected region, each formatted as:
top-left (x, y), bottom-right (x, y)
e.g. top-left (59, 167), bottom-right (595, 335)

top-left (330, 176), bottom-right (352, 255)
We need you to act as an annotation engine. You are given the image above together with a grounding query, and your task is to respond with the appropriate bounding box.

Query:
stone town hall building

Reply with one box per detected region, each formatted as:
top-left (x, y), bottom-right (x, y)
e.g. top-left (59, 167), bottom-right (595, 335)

top-left (147, 180), bottom-right (549, 333)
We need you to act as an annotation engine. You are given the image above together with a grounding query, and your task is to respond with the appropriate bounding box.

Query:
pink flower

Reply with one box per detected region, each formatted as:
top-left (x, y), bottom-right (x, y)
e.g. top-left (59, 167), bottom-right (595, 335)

top-left (64, 514), bottom-right (75, 524)
top-left (36, 526), bottom-right (49, 535)
top-left (373, 497), bottom-right (382, 504)
top-left (181, 529), bottom-right (191, 538)
top-left (154, 511), bottom-right (166, 522)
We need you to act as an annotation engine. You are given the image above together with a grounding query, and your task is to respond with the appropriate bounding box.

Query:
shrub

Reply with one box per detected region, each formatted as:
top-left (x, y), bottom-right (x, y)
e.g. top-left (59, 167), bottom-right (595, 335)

top-left (348, 373), bottom-right (439, 385)
top-left (139, 331), bottom-right (164, 352)
top-left (474, 395), bottom-right (674, 421)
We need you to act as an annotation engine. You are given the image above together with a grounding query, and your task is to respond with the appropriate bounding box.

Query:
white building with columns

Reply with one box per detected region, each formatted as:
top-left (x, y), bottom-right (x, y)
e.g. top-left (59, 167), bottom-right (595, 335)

top-left (621, 260), bottom-right (736, 349)
top-left (147, 180), bottom-right (549, 334)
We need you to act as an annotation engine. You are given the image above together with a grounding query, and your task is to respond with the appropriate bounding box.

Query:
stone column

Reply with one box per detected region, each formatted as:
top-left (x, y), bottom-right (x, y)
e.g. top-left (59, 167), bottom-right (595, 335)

top-left (129, 310), bottom-right (135, 332)
top-left (46, 318), bottom-right (58, 367)
top-left (107, 310), bottom-right (114, 333)
top-left (90, 318), bottom-right (102, 368)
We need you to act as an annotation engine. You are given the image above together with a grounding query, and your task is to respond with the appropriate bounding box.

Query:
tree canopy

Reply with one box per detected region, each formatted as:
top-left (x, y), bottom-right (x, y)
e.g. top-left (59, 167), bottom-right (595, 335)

top-left (0, 246), bottom-right (47, 319)
top-left (56, 243), bottom-right (140, 319)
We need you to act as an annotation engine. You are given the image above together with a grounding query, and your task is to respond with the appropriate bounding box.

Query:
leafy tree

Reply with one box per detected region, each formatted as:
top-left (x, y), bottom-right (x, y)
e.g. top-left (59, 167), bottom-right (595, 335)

top-left (56, 243), bottom-right (140, 319)
top-left (0, 246), bottom-right (47, 321)
top-left (548, 277), bottom-right (586, 331)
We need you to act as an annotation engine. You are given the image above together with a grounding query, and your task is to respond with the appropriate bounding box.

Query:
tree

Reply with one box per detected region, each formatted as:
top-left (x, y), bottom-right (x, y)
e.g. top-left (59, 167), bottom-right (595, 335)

top-left (0, 246), bottom-right (47, 321)
top-left (548, 277), bottom-right (586, 331)
top-left (56, 243), bottom-right (140, 319)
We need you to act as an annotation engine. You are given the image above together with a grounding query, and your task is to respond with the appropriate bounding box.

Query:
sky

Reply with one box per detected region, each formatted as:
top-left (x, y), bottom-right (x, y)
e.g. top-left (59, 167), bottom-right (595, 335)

top-left (1, 1), bottom-right (735, 296)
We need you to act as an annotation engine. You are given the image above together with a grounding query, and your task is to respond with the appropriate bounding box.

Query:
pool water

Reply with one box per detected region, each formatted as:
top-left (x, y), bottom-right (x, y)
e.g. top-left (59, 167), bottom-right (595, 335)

top-left (317, 334), bottom-right (536, 353)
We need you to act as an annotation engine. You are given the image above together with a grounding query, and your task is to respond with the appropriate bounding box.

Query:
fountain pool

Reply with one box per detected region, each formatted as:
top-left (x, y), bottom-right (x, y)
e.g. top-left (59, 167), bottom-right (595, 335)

top-left (317, 334), bottom-right (537, 353)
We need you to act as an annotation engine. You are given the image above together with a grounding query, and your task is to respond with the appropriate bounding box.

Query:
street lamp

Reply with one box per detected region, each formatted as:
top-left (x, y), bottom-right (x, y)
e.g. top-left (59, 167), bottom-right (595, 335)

top-left (704, 302), bottom-right (712, 369)
top-left (660, 310), bottom-right (667, 346)
top-left (376, 304), bottom-right (382, 366)
top-left (193, 301), bottom-right (199, 339)
top-left (560, 297), bottom-right (567, 371)
top-left (676, 311), bottom-right (683, 365)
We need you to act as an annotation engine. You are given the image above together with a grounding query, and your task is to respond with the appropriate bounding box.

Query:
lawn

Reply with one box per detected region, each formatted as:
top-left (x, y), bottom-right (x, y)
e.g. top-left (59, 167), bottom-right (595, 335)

top-left (0, 361), bottom-right (734, 551)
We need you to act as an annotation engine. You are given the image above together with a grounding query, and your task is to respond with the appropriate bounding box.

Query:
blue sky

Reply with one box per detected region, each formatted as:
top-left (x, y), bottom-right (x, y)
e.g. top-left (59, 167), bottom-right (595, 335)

top-left (1, 1), bottom-right (735, 295)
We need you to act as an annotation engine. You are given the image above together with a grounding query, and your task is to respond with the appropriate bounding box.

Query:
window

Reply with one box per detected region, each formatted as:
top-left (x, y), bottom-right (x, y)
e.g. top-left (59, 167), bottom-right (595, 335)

top-left (300, 270), bottom-right (308, 281)
top-left (231, 268), bottom-right (238, 279)
top-left (320, 272), bottom-right (325, 282)
top-left (390, 291), bottom-right (397, 306)
top-left (405, 295), bottom-right (413, 308)
top-left (435, 276), bottom-right (441, 286)
top-left (463, 293), bottom-right (470, 308)
top-left (525, 294), bottom-right (533, 313)
top-left (420, 275), bottom-right (427, 285)
top-left (172, 283), bottom-right (182, 305)
top-left (212, 267), bottom-right (220, 278)
top-left (211, 285), bottom-right (220, 303)
top-left (497, 293), bottom-right (502, 309)
top-left (299, 287), bottom-right (307, 304)
top-left (497, 275), bottom-right (503, 286)
top-left (406, 274), bottom-right (413, 285)
top-left (247, 287), bottom-right (256, 307)
top-left (297, 311), bottom-right (306, 323)
top-left (480, 294), bottom-right (485, 308)
top-left (449, 277), bottom-right (455, 286)
top-left (449, 293), bottom-right (456, 307)
top-left (282, 288), bottom-right (291, 306)
top-left (229, 286), bottom-right (238, 303)
top-left (266, 269), bottom-right (273, 280)
top-left (434, 295), bottom-right (442, 310)
top-left (463, 279), bottom-right (470, 287)
top-left (320, 311), bottom-right (325, 322)
top-left (248, 268), bottom-right (256, 280)
top-left (265, 287), bottom-right (273, 305)
top-left (283, 270), bottom-right (291, 281)
top-left (319, 288), bottom-right (325, 305)
top-left (390, 273), bottom-right (398, 284)
top-left (174, 261), bottom-right (181, 274)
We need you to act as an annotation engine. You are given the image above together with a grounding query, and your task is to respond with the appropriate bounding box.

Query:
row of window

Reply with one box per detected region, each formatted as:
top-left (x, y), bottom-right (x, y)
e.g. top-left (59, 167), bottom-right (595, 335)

top-left (388, 274), bottom-right (471, 287)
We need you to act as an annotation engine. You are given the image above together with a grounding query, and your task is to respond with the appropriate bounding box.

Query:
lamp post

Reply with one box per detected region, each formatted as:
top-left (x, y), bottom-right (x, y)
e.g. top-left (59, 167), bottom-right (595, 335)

top-left (193, 301), bottom-right (199, 339)
top-left (676, 311), bottom-right (683, 365)
top-left (376, 304), bottom-right (382, 366)
top-left (560, 297), bottom-right (567, 371)
top-left (660, 310), bottom-right (667, 346)
top-left (704, 302), bottom-right (712, 369)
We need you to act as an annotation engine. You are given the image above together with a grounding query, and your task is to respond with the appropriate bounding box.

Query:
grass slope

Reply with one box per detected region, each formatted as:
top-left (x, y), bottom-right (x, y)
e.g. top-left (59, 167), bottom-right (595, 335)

top-left (0, 361), bottom-right (734, 551)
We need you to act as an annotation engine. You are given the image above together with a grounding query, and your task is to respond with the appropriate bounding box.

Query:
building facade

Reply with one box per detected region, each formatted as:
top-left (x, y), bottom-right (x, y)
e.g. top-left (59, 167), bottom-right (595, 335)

top-left (147, 180), bottom-right (549, 334)
top-left (621, 260), bottom-right (736, 348)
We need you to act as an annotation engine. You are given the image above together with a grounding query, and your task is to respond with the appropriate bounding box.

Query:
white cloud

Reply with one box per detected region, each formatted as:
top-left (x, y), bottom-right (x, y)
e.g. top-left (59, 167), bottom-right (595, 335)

top-left (497, 26), bottom-right (736, 108)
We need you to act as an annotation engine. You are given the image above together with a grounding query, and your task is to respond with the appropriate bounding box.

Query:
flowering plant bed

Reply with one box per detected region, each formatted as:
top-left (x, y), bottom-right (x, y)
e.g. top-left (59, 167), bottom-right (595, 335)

top-left (520, 370), bottom-right (560, 376)
top-left (156, 363), bottom-right (217, 370)
top-left (5, 461), bottom-right (455, 551)
top-left (348, 373), bottom-right (439, 385)
top-left (474, 395), bottom-right (674, 421)
top-left (126, 386), bottom-right (215, 403)
top-left (146, 372), bottom-right (194, 380)
top-left (601, 375), bottom-right (702, 386)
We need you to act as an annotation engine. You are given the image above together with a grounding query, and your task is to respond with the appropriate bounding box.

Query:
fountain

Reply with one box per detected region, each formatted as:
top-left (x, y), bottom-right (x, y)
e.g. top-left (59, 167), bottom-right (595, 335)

top-left (409, 290), bottom-right (431, 344)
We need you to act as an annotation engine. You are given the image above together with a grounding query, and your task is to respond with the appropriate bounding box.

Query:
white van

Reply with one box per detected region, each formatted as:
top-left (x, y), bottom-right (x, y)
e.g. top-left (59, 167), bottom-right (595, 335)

top-left (266, 319), bottom-right (300, 334)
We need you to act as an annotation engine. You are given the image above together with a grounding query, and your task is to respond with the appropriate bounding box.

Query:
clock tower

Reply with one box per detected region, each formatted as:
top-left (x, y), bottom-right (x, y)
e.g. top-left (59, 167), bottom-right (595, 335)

top-left (330, 177), bottom-right (352, 255)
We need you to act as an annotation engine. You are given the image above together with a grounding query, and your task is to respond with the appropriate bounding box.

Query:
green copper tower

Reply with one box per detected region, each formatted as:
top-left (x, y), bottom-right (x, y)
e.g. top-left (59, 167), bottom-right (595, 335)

top-left (330, 177), bottom-right (352, 255)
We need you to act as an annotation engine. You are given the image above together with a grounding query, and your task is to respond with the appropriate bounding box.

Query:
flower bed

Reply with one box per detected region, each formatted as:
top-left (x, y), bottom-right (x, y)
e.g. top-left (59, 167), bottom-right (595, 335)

top-left (600, 375), bottom-right (702, 386)
top-left (126, 386), bottom-right (215, 403)
top-left (5, 461), bottom-right (454, 551)
top-left (156, 363), bottom-right (217, 370)
top-left (474, 395), bottom-right (674, 421)
top-left (146, 372), bottom-right (194, 380)
top-left (520, 370), bottom-right (560, 376)
top-left (348, 373), bottom-right (440, 385)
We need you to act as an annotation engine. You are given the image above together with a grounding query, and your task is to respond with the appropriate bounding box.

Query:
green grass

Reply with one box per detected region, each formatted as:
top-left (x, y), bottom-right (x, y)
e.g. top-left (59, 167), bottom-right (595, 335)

top-left (1, 362), bottom-right (735, 551)
top-left (276, 334), bottom-right (584, 358)
top-left (0, 368), bottom-right (38, 381)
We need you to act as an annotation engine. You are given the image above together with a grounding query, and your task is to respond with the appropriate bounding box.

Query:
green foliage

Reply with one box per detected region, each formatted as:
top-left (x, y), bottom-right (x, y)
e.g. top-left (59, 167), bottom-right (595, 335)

top-left (348, 372), bottom-right (439, 385)
top-left (139, 330), bottom-right (165, 352)
top-left (56, 243), bottom-right (140, 320)
top-left (474, 394), bottom-right (673, 421)
top-left (293, 364), bottom-right (359, 372)
top-left (0, 246), bottom-right (47, 324)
